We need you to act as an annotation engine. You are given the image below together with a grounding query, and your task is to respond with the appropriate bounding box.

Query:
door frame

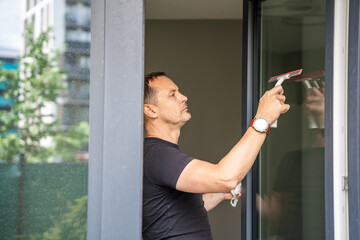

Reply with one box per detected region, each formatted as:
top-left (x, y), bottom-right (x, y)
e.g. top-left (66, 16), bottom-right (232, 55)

top-left (348, 0), bottom-right (360, 239)
top-left (87, 0), bottom-right (144, 239)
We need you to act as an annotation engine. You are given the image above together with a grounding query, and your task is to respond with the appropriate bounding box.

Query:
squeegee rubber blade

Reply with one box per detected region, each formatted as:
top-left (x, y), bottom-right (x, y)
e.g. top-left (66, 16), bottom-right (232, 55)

top-left (288, 69), bottom-right (303, 78)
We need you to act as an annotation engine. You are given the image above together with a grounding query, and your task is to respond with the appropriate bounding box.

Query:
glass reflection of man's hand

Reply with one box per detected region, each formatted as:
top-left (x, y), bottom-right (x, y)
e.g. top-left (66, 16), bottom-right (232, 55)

top-left (256, 193), bottom-right (282, 226)
top-left (305, 86), bottom-right (325, 128)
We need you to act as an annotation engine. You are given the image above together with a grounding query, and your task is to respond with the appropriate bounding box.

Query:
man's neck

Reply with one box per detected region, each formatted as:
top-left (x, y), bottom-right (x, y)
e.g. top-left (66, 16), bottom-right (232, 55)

top-left (146, 124), bottom-right (181, 145)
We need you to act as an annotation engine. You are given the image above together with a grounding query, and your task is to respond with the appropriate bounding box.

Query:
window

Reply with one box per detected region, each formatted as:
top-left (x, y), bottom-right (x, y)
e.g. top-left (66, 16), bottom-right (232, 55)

top-left (0, 1), bottom-right (91, 239)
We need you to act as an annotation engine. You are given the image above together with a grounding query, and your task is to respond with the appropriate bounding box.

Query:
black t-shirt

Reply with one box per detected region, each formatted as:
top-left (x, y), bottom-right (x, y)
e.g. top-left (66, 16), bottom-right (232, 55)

top-left (142, 137), bottom-right (213, 240)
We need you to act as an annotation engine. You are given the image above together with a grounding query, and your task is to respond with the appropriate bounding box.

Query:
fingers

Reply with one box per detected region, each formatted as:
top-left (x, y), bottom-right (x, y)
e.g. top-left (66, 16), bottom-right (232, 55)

top-left (274, 87), bottom-right (289, 113)
top-left (305, 104), bottom-right (323, 113)
top-left (275, 91), bottom-right (289, 113)
top-left (224, 191), bottom-right (242, 200)
top-left (269, 85), bottom-right (284, 95)
top-left (306, 87), bottom-right (325, 98)
top-left (224, 193), bottom-right (233, 200)
top-left (282, 104), bottom-right (290, 113)
top-left (311, 87), bottom-right (322, 96)
top-left (305, 88), bottom-right (324, 113)
top-left (256, 85), bottom-right (289, 123)
top-left (277, 94), bottom-right (286, 103)
top-left (237, 192), bottom-right (242, 198)
top-left (306, 95), bottom-right (323, 102)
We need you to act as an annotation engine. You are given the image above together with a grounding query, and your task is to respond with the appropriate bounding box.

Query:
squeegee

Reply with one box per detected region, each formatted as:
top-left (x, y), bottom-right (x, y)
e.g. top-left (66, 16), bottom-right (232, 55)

top-left (268, 69), bottom-right (303, 127)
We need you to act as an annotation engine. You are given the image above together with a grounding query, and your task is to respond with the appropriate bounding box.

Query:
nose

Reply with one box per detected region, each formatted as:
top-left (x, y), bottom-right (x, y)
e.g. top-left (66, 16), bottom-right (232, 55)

top-left (180, 93), bottom-right (188, 103)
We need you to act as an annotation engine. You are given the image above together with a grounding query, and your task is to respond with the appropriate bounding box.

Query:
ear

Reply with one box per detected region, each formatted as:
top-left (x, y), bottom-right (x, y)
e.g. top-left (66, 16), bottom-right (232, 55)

top-left (144, 104), bottom-right (158, 119)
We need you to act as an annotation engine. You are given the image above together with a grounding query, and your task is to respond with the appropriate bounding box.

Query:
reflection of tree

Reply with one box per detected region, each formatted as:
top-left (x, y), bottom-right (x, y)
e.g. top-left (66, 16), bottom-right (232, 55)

top-left (0, 25), bottom-right (88, 163)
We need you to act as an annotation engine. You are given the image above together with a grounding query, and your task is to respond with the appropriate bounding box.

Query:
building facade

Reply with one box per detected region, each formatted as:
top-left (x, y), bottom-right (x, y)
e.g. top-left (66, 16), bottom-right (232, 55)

top-left (62, 0), bottom-right (91, 127)
top-left (23, 0), bottom-right (91, 129)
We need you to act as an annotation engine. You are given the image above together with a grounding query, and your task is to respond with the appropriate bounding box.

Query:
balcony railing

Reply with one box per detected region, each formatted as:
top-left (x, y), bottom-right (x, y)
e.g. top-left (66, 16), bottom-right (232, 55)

top-left (65, 15), bottom-right (91, 30)
top-left (63, 64), bottom-right (90, 80)
top-left (66, 0), bottom-right (91, 5)
top-left (65, 41), bottom-right (91, 55)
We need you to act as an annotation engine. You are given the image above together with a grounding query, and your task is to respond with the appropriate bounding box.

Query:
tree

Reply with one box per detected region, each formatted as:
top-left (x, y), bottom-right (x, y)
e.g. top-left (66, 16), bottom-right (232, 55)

top-left (41, 196), bottom-right (87, 240)
top-left (20, 196), bottom-right (88, 240)
top-left (0, 25), bottom-right (89, 163)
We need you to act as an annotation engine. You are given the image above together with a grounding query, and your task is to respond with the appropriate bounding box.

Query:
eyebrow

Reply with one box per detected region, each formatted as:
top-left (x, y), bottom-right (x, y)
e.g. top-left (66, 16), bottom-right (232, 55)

top-left (168, 89), bottom-right (177, 95)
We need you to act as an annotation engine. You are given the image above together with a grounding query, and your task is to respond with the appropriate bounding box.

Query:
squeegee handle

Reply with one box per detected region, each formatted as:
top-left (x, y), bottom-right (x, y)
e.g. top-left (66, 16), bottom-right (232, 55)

top-left (271, 76), bottom-right (288, 128)
top-left (275, 78), bottom-right (286, 86)
top-left (271, 120), bottom-right (278, 128)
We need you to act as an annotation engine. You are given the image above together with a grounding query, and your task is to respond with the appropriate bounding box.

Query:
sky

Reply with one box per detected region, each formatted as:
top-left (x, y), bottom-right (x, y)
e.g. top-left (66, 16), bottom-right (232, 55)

top-left (0, 0), bottom-right (22, 59)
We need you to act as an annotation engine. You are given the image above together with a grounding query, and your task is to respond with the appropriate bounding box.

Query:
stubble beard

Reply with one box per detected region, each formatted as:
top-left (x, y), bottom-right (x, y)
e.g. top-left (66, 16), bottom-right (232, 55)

top-left (164, 111), bottom-right (191, 127)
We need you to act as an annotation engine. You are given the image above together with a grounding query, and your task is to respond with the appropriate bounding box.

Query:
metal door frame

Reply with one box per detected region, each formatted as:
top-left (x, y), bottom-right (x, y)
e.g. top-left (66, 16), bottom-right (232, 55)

top-left (348, 0), bottom-right (360, 239)
top-left (87, 0), bottom-right (144, 239)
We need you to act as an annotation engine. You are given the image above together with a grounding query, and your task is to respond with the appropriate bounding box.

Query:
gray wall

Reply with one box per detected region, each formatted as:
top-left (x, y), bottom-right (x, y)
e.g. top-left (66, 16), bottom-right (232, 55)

top-left (145, 20), bottom-right (243, 240)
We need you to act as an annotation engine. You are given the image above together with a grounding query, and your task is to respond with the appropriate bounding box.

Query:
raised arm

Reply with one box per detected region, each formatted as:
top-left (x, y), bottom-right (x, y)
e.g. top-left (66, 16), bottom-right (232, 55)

top-left (176, 85), bottom-right (290, 193)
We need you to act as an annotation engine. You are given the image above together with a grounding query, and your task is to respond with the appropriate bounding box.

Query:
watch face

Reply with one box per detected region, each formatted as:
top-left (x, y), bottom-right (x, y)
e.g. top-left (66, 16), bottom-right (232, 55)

top-left (254, 118), bottom-right (268, 132)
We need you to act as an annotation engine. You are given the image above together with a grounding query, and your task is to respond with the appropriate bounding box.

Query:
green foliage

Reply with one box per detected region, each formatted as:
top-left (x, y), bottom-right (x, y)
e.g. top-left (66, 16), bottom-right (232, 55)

top-left (41, 196), bottom-right (88, 240)
top-left (52, 121), bottom-right (90, 162)
top-left (19, 196), bottom-right (88, 240)
top-left (0, 25), bottom-right (89, 163)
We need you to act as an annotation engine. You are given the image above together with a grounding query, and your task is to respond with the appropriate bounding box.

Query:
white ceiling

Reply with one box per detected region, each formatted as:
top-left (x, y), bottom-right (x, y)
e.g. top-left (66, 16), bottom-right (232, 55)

top-left (145, 0), bottom-right (243, 20)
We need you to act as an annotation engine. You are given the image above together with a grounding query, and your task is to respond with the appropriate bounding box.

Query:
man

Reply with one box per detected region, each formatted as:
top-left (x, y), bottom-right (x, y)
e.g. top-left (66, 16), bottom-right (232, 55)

top-left (143, 72), bottom-right (290, 240)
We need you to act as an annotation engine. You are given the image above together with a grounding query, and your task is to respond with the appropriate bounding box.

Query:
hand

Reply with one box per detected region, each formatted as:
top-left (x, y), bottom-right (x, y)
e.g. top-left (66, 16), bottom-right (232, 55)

top-left (256, 193), bottom-right (282, 225)
top-left (304, 87), bottom-right (325, 129)
top-left (202, 191), bottom-right (241, 212)
top-left (224, 188), bottom-right (242, 200)
top-left (255, 85), bottom-right (290, 124)
top-left (305, 87), bottom-right (325, 114)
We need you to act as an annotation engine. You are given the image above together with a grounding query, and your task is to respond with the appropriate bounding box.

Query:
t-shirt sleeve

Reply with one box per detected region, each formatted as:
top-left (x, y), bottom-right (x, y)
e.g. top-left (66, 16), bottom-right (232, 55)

top-left (145, 146), bottom-right (193, 189)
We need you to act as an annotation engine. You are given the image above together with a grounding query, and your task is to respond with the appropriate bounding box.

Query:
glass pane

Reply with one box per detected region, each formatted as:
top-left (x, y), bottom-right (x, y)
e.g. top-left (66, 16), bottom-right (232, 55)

top-left (0, 1), bottom-right (91, 239)
top-left (257, 1), bottom-right (326, 239)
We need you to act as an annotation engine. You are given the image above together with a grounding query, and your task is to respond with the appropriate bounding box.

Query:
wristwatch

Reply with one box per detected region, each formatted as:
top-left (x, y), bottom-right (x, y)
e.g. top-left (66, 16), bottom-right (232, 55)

top-left (249, 118), bottom-right (270, 135)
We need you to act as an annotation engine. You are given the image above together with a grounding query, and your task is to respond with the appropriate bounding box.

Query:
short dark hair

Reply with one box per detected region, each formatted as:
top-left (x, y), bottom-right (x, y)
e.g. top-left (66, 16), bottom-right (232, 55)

top-left (144, 72), bottom-right (167, 104)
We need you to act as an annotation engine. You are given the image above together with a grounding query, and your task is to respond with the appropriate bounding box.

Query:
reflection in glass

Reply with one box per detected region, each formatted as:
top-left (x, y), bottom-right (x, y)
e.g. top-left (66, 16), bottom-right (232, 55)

top-left (257, 0), bottom-right (326, 239)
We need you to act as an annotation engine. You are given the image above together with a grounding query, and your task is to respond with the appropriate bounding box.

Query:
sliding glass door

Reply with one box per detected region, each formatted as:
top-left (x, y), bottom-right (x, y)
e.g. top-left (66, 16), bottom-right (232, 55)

top-left (256, 1), bottom-right (326, 239)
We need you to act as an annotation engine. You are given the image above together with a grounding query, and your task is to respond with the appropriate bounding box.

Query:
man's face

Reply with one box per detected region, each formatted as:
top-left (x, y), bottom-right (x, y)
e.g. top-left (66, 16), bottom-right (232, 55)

top-left (150, 76), bottom-right (191, 126)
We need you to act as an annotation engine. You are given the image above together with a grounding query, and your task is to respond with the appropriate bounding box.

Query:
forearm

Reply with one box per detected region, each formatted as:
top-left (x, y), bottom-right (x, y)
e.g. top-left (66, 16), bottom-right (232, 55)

top-left (202, 193), bottom-right (226, 212)
top-left (217, 126), bottom-right (267, 187)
